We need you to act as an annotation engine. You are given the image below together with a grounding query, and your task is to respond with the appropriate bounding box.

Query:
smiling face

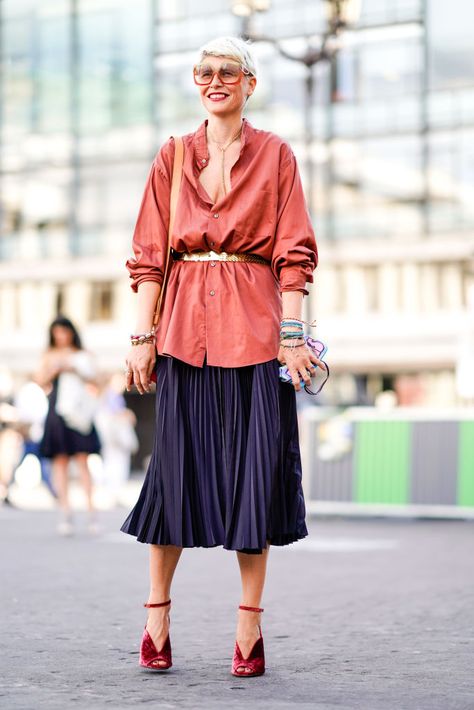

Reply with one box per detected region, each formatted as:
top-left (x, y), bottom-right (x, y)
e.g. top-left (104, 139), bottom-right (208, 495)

top-left (195, 55), bottom-right (257, 117)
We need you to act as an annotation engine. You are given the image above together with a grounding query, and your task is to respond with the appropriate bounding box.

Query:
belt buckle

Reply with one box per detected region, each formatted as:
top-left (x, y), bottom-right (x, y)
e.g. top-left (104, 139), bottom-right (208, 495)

top-left (209, 250), bottom-right (227, 261)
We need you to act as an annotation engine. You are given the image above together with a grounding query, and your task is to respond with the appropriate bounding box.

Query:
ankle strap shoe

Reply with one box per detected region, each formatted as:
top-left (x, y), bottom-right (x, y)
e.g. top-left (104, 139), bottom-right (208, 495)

top-left (232, 604), bottom-right (265, 677)
top-left (139, 599), bottom-right (172, 671)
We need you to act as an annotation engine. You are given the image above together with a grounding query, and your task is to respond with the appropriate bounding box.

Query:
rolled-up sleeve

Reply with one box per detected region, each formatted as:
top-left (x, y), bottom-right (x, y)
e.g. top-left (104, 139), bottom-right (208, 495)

top-left (125, 138), bottom-right (174, 293)
top-left (271, 144), bottom-right (318, 296)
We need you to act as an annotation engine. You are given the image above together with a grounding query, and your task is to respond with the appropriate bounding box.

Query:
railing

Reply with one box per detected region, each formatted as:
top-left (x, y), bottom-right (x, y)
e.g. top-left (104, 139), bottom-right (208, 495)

top-left (299, 406), bottom-right (474, 518)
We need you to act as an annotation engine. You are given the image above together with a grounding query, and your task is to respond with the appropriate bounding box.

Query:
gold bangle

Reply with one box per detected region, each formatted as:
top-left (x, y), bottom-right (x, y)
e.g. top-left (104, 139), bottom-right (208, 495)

top-left (131, 337), bottom-right (155, 346)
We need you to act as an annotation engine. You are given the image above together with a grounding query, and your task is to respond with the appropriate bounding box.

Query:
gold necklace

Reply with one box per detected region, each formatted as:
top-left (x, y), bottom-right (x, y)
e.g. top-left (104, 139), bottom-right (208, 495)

top-left (206, 123), bottom-right (242, 196)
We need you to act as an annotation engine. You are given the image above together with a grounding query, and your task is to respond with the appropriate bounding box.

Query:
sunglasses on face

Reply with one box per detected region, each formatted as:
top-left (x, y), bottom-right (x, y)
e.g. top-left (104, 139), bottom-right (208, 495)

top-left (193, 61), bottom-right (253, 86)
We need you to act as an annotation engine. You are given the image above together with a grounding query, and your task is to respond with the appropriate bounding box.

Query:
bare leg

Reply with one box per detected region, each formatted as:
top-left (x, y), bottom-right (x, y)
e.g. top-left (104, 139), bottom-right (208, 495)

top-left (235, 542), bottom-right (270, 673)
top-left (146, 544), bottom-right (183, 667)
top-left (74, 453), bottom-right (95, 514)
top-left (53, 454), bottom-right (71, 513)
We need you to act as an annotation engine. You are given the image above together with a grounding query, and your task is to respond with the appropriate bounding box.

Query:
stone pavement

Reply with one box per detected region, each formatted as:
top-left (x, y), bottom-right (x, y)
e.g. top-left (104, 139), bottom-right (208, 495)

top-left (1, 504), bottom-right (473, 710)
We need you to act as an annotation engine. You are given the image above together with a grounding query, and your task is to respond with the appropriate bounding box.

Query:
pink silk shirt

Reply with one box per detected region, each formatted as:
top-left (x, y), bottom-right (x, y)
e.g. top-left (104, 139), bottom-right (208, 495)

top-left (125, 117), bottom-right (318, 368)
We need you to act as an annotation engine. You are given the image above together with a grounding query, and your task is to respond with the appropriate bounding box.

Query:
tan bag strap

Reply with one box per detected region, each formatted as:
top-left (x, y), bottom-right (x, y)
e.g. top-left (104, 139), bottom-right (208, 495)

top-left (152, 136), bottom-right (184, 326)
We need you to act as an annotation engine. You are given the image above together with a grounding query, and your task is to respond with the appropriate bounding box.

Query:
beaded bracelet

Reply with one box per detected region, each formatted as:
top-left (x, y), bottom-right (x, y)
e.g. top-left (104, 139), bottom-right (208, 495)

top-left (131, 327), bottom-right (154, 339)
top-left (130, 326), bottom-right (155, 345)
top-left (280, 342), bottom-right (307, 349)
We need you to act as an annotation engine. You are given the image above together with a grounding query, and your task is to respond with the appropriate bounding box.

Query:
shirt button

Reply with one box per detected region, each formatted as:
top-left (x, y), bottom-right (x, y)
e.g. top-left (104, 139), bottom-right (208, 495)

top-left (201, 158), bottom-right (207, 164)
top-left (209, 289), bottom-right (215, 296)
top-left (210, 262), bottom-right (216, 267)
top-left (213, 213), bottom-right (219, 219)
top-left (210, 241), bottom-right (215, 246)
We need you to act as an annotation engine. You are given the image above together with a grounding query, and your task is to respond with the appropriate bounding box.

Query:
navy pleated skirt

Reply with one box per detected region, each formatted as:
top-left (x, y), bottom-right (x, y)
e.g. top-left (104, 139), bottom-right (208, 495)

top-left (120, 354), bottom-right (308, 554)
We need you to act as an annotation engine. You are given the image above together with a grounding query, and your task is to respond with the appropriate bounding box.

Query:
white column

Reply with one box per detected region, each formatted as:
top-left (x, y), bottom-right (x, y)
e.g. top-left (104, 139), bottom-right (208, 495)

top-left (38, 282), bottom-right (57, 326)
top-left (0, 284), bottom-right (17, 331)
top-left (18, 281), bottom-right (39, 330)
top-left (400, 263), bottom-right (420, 313)
top-left (342, 265), bottom-right (370, 313)
top-left (440, 262), bottom-right (463, 310)
top-left (63, 280), bottom-right (91, 325)
top-left (315, 265), bottom-right (340, 314)
top-left (419, 263), bottom-right (439, 312)
top-left (378, 263), bottom-right (399, 313)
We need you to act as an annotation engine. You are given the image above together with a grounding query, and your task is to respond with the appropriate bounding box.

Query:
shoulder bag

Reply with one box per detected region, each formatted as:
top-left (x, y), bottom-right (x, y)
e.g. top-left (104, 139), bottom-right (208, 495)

top-left (150, 136), bottom-right (184, 383)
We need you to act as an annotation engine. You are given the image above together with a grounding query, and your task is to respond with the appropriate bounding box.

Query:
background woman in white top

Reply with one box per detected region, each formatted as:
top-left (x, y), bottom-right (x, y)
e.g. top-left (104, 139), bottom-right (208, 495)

top-left (36, 316), bottom-right (101, 536)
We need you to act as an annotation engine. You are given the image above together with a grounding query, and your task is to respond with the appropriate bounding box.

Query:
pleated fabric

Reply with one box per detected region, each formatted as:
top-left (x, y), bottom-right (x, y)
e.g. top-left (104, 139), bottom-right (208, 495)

top-left (120, 355), bottom-right (308, 554)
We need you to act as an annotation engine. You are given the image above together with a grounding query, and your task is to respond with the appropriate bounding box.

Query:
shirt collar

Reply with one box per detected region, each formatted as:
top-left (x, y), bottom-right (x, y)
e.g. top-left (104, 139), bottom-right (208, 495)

top-left (193, 116), bottom-right (252, 170)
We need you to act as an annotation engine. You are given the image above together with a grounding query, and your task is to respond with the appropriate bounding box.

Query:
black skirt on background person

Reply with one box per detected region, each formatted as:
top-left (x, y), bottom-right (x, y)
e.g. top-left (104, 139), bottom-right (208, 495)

top-left (39, 376), bottom-right (101, 458)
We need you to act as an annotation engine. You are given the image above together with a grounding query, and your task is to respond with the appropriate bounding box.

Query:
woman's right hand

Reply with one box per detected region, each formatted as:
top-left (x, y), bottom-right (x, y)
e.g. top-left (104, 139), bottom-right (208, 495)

top-left (125, 343), bottom-right (156, 394)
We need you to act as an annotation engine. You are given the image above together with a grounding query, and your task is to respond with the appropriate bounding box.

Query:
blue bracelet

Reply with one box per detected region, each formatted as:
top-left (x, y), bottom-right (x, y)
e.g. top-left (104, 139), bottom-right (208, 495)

top-left (280, 323), bottom-right (304, 333)
top-left (280, 318), bottom-right (318, 328)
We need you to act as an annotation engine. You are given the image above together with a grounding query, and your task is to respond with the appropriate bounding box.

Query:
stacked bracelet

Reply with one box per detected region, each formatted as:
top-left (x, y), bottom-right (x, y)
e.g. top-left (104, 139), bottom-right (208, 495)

top-left (280, 318), bottom-right (304, 348)
top-left (279, 316), bottom-right (316, 349)
top-left (130, 326), bottom-right (155, 346)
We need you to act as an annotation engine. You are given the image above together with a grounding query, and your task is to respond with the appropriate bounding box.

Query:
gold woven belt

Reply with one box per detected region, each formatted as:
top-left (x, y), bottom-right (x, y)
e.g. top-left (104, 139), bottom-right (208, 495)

top-left (173, 250), bottom-right (269, 264)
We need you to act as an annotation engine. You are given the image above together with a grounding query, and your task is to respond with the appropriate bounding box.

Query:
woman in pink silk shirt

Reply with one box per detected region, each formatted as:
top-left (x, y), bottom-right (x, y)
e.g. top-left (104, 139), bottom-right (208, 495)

top-left (121, 36), bottom-right (321, 678)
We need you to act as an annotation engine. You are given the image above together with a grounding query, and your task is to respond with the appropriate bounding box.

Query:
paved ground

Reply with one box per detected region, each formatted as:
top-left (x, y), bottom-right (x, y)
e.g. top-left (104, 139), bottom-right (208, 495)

top-left (1, 503), bottom-right (473, 710)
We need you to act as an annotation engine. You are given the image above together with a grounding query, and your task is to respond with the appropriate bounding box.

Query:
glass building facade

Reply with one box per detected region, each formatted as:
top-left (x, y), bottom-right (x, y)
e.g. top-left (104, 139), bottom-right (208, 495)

top-left (1, 0), bottom-right (473, 405)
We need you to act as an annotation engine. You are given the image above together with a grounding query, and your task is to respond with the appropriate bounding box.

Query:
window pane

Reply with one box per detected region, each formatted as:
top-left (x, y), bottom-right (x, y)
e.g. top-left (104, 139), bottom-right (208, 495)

top-left (428, 0), bottom-right (474, 90)
top-left (78, 0), bottom-right (152, 133)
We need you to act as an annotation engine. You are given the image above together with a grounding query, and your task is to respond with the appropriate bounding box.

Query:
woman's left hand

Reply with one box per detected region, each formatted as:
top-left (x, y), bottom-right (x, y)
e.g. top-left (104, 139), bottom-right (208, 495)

top-left (277, 343), bottom-right (324, 392)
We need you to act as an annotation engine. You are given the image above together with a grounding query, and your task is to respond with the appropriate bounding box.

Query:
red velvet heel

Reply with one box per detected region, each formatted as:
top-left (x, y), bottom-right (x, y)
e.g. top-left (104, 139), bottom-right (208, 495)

top-left (139, 599), bottom-right (172, 671)
top-left (232, 605), bottom-right (265, 677)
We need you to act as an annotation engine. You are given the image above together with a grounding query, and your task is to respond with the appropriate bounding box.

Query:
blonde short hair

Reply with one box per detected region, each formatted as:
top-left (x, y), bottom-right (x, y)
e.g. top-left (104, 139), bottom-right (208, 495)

top-left (196, 36), bottom-right (257, 76)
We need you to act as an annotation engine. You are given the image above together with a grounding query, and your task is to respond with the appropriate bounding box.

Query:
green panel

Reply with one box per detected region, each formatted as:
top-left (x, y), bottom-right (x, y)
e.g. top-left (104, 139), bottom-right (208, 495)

top-left (458, 421), bottom-right (474, 506)
top-left (355, 421), bottom-right (411, 504)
